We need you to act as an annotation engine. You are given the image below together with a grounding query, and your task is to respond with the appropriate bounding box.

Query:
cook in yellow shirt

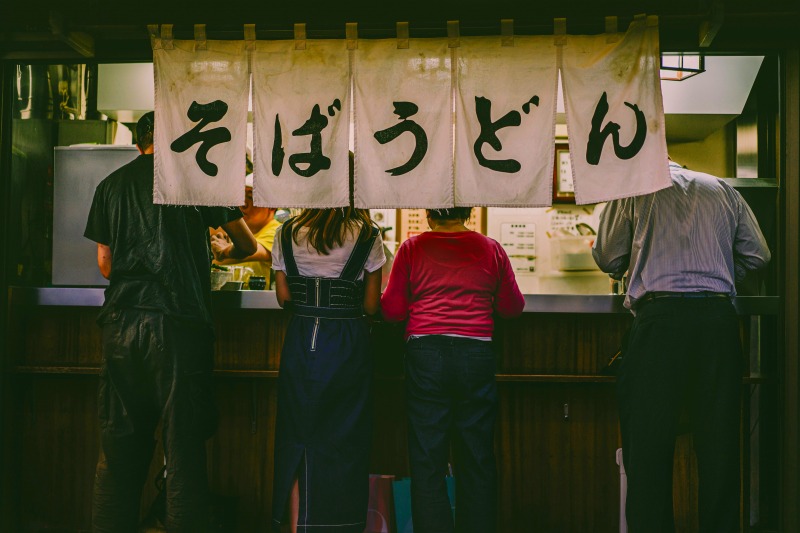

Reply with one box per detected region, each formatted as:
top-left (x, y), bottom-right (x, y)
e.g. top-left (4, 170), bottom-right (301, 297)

top-left (211, 175), bottom-right (282, 284)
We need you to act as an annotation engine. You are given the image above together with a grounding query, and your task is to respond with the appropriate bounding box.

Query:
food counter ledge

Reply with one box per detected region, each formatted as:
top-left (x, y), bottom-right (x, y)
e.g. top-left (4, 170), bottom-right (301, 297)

top-left (8, 287), bottom-right (780, 316)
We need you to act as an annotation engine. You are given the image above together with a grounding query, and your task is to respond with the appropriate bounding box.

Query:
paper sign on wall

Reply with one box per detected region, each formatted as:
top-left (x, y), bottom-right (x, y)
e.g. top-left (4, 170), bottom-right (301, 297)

top-left (500, 223), bottom-right (537, 273)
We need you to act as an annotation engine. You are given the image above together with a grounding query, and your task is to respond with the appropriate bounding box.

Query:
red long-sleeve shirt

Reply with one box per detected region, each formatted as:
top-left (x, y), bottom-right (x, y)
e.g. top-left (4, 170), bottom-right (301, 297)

top-left (381, 231), bottom-right (525, 339)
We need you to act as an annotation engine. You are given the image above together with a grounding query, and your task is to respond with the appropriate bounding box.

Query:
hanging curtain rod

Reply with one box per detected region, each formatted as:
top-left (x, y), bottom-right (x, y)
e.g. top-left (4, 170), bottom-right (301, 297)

top-left (145, 17), bottom-right (645, 42)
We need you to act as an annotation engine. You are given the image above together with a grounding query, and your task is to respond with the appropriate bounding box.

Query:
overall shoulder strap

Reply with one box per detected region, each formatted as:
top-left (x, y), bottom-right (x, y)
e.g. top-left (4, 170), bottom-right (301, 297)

top-left (279, 219), bottom-right (300, 277)
top-left (339, 224), bottom-right (379, 281)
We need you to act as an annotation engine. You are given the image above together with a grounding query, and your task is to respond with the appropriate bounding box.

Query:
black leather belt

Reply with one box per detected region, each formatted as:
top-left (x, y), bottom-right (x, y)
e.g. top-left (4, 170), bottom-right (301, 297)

top-left (636, 291), bottom-right (730, 308)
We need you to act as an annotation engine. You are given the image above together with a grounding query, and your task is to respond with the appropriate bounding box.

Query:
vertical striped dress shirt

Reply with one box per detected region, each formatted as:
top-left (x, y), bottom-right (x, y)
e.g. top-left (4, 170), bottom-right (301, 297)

top-left (592, 161), bottom-right (771, 311)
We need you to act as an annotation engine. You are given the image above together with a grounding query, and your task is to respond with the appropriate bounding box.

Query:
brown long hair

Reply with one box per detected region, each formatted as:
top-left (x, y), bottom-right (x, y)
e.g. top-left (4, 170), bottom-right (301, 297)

top-left (291, 208), bottom-right (377, 254)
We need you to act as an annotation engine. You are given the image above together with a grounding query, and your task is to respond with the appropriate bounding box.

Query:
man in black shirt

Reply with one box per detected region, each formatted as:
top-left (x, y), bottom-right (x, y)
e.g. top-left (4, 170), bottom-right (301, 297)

top-left (84, 111), bottom-right (256, 533)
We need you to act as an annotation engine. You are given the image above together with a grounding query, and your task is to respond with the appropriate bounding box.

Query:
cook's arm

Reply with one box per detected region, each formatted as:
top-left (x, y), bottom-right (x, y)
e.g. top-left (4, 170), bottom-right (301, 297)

top-left (212, 232), bottom-right (271, 264)
top-left (215, 219), bottom-right (257, 260)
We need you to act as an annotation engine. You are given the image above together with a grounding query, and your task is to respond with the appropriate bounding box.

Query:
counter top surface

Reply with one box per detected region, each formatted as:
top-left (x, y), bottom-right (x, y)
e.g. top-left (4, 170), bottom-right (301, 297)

top-left (8, 286), bottom-right (780, 315)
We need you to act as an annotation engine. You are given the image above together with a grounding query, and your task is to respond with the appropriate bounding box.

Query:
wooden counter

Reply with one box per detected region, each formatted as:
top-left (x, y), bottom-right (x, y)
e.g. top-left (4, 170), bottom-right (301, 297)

top-left (1, 287), bottom-right (780, 532)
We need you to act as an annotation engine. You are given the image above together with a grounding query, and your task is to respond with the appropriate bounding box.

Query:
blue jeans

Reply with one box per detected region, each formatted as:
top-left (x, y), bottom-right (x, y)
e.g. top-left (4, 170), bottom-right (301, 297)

top-left (405, 335), bottom-right (498, 533)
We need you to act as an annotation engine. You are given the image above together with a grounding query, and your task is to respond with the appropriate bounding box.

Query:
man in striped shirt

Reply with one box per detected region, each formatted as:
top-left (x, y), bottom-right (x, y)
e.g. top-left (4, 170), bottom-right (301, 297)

top-left (593, 160), bottom-right (770, 532)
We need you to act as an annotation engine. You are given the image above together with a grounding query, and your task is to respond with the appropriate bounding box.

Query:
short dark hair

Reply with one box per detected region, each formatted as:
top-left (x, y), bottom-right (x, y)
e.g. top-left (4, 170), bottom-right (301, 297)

top-left (426, 207), bottom-right (473, 223)
top-left (135, 111), bottom-right (154, 150)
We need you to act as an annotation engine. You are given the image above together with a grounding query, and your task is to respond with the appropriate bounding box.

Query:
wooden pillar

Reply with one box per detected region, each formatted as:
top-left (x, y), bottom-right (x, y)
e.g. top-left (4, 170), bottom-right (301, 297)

top-left (781, 45), bottom-right (800, 533)
top-left (0, 61), bottom-right (14, 533)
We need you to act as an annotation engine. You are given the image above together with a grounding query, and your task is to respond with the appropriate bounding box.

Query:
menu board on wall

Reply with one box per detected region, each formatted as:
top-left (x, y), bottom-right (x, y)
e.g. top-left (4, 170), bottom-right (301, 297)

top-left (399, 208), bottom-right (485, 244)
top-left (556, 148), bottom-right (574, 196)
top-left (466, 208), bottom-right (484, 234)
top-left (549, 210), bottom-right (584, 234)
top-left (399, 209), bottom-right (427, 241)
top-left (500, 222), bottom-right (537, 274)
top-left (548, 206), bottom-right (598, 236)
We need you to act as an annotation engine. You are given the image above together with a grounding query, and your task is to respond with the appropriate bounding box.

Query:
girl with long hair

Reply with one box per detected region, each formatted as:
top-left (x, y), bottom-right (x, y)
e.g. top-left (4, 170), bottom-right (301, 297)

top-left (270, 207), bottom-right (385, 533)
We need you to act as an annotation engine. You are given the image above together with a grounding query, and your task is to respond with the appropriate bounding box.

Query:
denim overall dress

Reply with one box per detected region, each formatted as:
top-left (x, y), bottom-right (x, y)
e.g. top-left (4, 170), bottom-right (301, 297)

top-left (272, 220), bottom-right (378, 533)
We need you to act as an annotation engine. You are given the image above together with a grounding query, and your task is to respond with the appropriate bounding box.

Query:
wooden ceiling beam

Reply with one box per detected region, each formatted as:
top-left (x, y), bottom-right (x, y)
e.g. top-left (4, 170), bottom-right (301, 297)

top-left (0, 5), bottom-right (797, 60)
top-left (48, 11), bottom-right (95, 58)
top-left (699, 0), bottom-right (725, 47)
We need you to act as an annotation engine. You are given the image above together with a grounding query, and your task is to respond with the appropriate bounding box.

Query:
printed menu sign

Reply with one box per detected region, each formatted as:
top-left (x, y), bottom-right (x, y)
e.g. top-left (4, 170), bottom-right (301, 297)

top-left (550, 210), bottom-right (583, 233)
top-left (399, 209), bottom-right (427, 241)
top-left (500, 222), bottom-right (536, 273)
top-left (557, 149), bottom-right (574, 194)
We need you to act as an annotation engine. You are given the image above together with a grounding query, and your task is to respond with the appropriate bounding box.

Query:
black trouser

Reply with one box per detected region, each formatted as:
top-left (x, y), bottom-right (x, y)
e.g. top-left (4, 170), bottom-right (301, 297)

top-left (92, 309), bottom-right (217, 533)
top-left (405, 335), bottom-right (498, 533)
top-left (618, 298), bottom-right (742, 533)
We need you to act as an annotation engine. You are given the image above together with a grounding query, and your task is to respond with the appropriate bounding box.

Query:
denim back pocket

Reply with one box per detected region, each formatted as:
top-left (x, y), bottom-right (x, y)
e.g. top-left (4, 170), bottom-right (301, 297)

top-left (463, 343), bottom-right (496, 383)
top-left (405, 339), bottom-right (444, 388)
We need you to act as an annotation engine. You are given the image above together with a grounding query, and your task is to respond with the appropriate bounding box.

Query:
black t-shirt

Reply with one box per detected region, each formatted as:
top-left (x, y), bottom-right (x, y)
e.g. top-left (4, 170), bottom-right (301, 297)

top-left (84, 154), bottom-right (242, 325)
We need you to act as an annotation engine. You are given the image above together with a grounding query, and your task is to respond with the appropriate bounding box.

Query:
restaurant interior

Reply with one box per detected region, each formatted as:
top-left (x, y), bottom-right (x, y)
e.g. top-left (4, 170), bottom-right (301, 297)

top-left (1, 1), bottom-right (798, 532)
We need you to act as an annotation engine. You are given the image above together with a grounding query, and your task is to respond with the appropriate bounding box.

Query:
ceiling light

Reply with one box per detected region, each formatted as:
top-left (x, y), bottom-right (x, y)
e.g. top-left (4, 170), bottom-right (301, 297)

top-left (660, 52), bottom-right (705, 81)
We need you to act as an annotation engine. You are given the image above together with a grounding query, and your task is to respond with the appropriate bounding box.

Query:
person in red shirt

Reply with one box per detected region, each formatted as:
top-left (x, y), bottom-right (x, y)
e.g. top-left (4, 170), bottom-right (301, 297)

top-left (381, 207), bottom-right (524, 533)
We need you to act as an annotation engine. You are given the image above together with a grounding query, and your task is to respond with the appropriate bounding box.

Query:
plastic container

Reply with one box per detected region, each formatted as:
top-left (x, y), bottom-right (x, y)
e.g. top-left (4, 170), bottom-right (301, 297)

top-left (210, 269), bottom-right (233, 290)
top-left (551, 235), bottom-right (599, 271)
